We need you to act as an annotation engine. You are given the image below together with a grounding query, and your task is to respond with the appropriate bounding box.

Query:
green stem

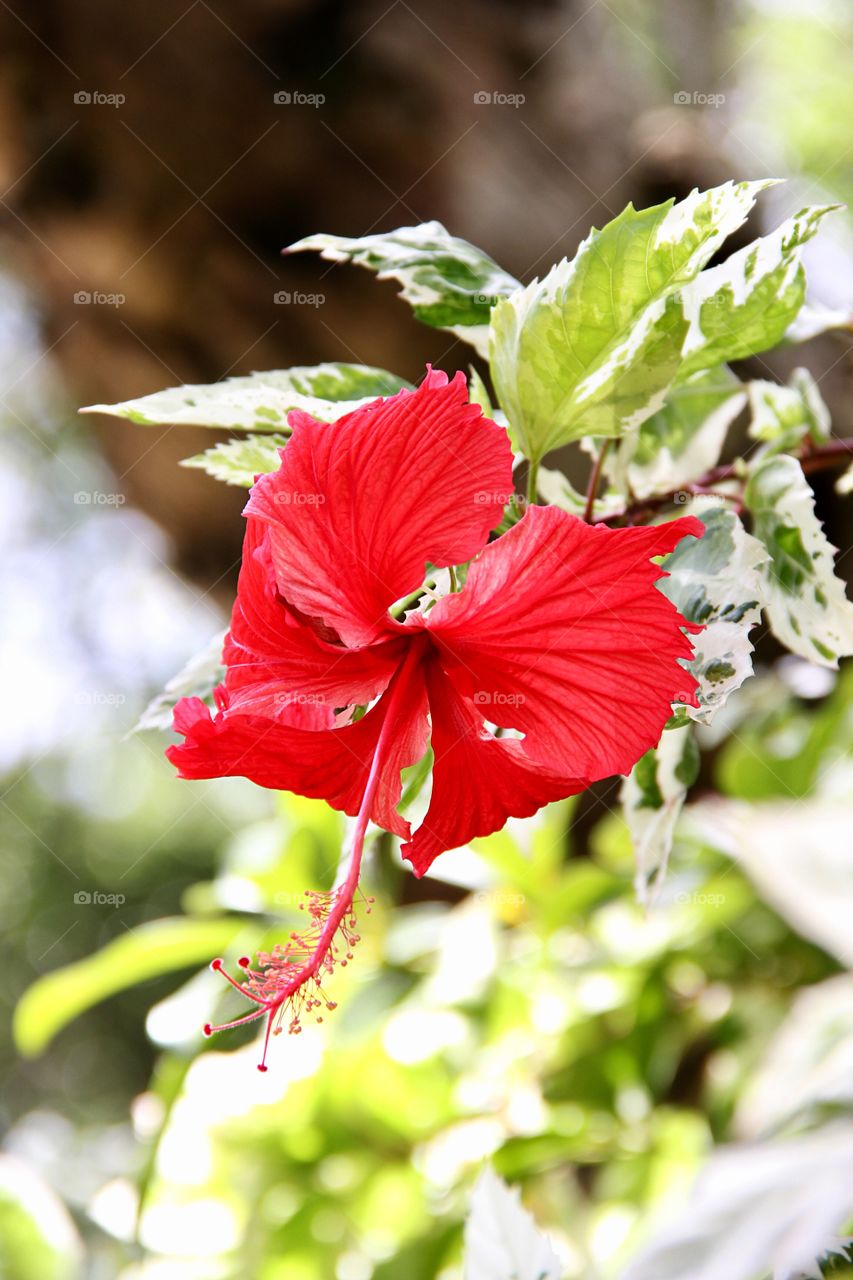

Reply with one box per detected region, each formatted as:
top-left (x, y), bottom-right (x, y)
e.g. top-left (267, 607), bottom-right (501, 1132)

top-left (526, 457), bottom-right (541, 505)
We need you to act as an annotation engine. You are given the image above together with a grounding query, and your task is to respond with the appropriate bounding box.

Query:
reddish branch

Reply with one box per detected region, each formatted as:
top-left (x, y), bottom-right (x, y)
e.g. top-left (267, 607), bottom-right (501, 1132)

top-left (592, 436), bottom-right (853, 525)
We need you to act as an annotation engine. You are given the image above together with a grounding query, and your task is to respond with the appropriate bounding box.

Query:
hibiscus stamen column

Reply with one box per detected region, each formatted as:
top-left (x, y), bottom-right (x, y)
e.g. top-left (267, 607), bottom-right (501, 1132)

top-left (204, 643), bottom-right (424, 1072)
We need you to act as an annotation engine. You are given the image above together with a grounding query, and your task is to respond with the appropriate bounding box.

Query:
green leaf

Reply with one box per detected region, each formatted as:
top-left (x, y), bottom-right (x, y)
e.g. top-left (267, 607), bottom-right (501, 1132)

top-left (659, 501), bottom-right (769, 722)
top-left (744, 454), bottom-right (853, 666)
top-left (135, 629), bottom-right (226, 732)
top-left (181, 433), bottom-right (287, 486)
top-left (288, 223), bottom-right (520, 358)
top-left (621, 723), bottom-right (698, 905)
top-left (610, 366), bottom-right (746, 499)
top-left (748, 366), bottom-right (831, 456)
top-left (0, 1157), bottom-right (82, 1280)
top-left (678, 204), bottom-right (840, 377)
top-left (14, 917), bottom-right (249, 1057)
top-left (80, 362), bottom-right (411, 430)
top-left (489, 180), bottom-right (771, 461)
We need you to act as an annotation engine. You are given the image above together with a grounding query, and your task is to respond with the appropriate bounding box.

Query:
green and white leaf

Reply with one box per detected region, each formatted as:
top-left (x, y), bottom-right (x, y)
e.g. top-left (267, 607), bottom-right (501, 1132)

top-left (748, 367), bottom-right (831, 456)
top-left (745, 454), bottom-right (853, 666)
top-left (463, 1166), bottom-right (562, 1280)
top-left (289, 223), bottom-right (520, 358)
top-left (537, 463), bottom-right (624, 519)
top-left (610, 366), bottom-right (746, 499)
top-left (182, 433), bottom-right (287, 486)
top-left (135, 629), bottom-right (226, 732)
top-left (621, 723), bottom-right (698, 906)
top-left (791, 366), bottom-right (832, 441)
top-left (621, 1121), bottom-right (853, 1280)
top-left (489, 180), bottom-right (771, 462)
top-left (678, 204), bottom-right (839, 378)
top-left (659, 501), bottom-right (769, 723)
top-left (786, 299), bottom-right (853, 344)
top-left (736, 973), bottom-right (853, 1139)
top-left (81, 363), bottom-right (411, 430)
top-left (720, 799), bottom-right (853, 969)
top-left (467, 365), bottom-right (495, 418)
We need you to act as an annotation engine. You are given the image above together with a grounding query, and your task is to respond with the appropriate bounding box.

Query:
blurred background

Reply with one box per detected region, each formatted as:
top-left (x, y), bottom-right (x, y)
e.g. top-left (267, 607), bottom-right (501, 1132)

top-left (1, 1), bottom-right (852, 1277)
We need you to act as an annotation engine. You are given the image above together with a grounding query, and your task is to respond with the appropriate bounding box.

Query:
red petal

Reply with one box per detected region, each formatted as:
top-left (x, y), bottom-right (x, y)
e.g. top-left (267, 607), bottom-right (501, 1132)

top-left (426, 506), bottom-right (704, 781)
top-left (224, 518), bottom-right (405, 722)
top-left (168, 653), bottom-right (429, 839)
top-left (402, 660), bottom-right (586, 877)
top-left (244, 368), bottom-right (514, 646)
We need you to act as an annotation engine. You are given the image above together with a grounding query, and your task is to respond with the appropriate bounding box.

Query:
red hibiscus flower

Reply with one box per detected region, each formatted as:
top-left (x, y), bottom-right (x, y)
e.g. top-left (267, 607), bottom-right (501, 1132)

top-left (168, 367), bottom-right (703, 1068)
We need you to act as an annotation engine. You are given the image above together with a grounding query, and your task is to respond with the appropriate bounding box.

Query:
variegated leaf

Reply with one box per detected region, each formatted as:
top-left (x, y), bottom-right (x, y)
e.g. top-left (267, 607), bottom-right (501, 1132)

top-left (736, 973), bottom-right (853, 1140)
top-left (679, 204), bottom-right (840, 378)
top-left (467, 365), bottom-right (494, 417)
top-left (536, 464), bottom-right (623, 519)
top-left (82, 363), bottom-right (411, 430)
top-left (621, 723), bottom-right (698, 905)
top-left (621, 1122), bottom-right (853, 1280)
top-left (610, 366), bottom-right (746, 499)
top-left (135, 630), bottom-right (226, 732)
top-left (723, 800), bottom-right (853, 969)
top-left (181, 433), bottom-right (286, 486)
top-left (785, 299), bottom-right (853, 344)
top-left (489, 180), bottom-right (772, 462)
top-left (748, 367), bottom-right (831, 456)
top-left (289, 224), bottom-right (520, 358)
top-left (744, 454), bottom-right (853, 666)
top-left (659, 501), bottom-right (769, 722)
top-left (464, 1166), bottom-right (562, 1280)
